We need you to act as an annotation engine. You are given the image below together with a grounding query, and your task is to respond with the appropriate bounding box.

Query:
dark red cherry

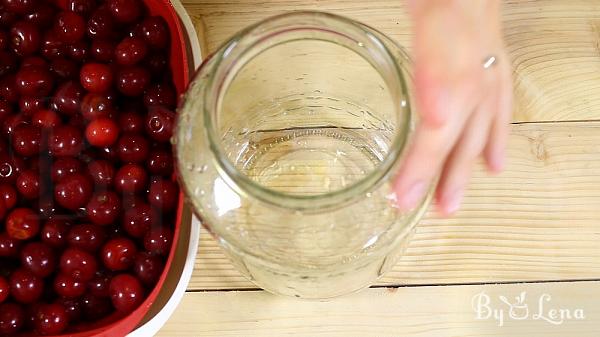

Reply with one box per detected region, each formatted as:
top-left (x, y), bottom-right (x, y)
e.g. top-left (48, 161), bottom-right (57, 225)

top-left (90, 39), bottom-right (114, 62)
top-left (86, 117), bottom-right (119, 147)
top-left (54, 172), bottom-right (93, 210)
top-left (11, 124), bottom-right (42, 157)
top-left (88, 272), bottom-right (110, 297)
top-left (67, 40), bottom-right (88, 62)
top-left (10, 21), bottom-right (40, 56)
top-left (0, 302), bottom-right (25, 335)
top-left (67, 0), bottom-right (97, 17)
top-left (55, 297), bottom-right (82, 324)
top-left (116, 66), bottom-right (149, 96)
top-left (40, 31), bottom-right (65, 58)
top-left (0, 154), bottom-right (25, 183)
top-left (3, 0), bottom-right (37, 14)
top-left (101, 237), bottom-right (137, 271)
top-left (134, 251), bottom-right (163, 286)
top-left (115, 37), bottom-right (147, 66)
top-left (59, 247), bottom-right (98, 281)
top-left (67, 223), bottom-right (107, 253)
top-left (48, 124), bottom-right (84, 157)
top-left (20, 242), bottom-right (56, 278)
top-left (51, 80), bottom-right (84, 116)
top-left (147, 149), bottom-right (174, 176)
top-left (53, 273), bottom-right (85, 298)
top-left (87, 159), bottom-right (114, 186)
top-left (144, 82), bottom-right (176, 108)
top-left (108, 0), bottom-right (141, 23)
top-left (25, 3), bottom-right (55, 27)
top-left (86, 191), bottom-right (121, 226)
top-left (40, 218), bottom-right (69, 248)
top-left (114, 163), bottom-right (147, 193)
top-left (116, 133), bottom-right (149, 163)
top-left (145, 106), bottom-right (175, 142)
top-left (51, 157), bottom-right (83, 182)
top-left (148, 178), bottom-right (179, 213)
top-left (55, 11), bottom-right (86, 42)
top-left (81, 294), bottom-right (111, 320)
top-left (50, 57), bottom-right (78, 79)
top-left (34, 303), bottom-right (68, 335)
top-left (16, 169), bottom-right (40, 199)
top-left (139, 16), bottom-right (169, 49)
top-left (18, 96), bottom-right (45, 116)
top-left (109, 273), bottom-right (144, 313)
top-left (118, 111), bottom-right (144, 133)
top-left (86, 6), bottom-right (115, 40)
top-left (0, 232), bottom-right (20, 257)
top-left (0, 183), bottom-right (17, 209)
top-left (143, 227), bottom-right (173, 256)
top-left (0, 52), bottom-right (16, 77)
top-left (0, 74), bottom-right (18, 103)
top-left (80, 62), bottom-right (113, 93)
top-left (15, 65), bottom-right (53, 97)
top-left (32, 109), bottom-right (61, 129)
top-left (9, 268), bottom-right (43, 303)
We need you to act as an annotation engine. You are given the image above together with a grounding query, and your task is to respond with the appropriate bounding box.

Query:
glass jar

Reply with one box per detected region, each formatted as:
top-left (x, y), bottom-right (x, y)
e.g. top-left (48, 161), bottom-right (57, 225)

top-left (175, 11), bottom-right (433, 299)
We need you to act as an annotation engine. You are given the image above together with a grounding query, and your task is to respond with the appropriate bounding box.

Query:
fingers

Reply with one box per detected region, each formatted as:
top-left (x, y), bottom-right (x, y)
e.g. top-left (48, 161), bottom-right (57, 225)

top-left (435, 83), bottom-right (496, 215)
top-left (485, 58), bottom-right (513, 172)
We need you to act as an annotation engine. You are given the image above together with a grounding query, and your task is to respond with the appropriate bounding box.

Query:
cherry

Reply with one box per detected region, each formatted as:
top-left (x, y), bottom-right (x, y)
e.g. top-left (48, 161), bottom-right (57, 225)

top-left (80, 62), bottom-right (113, 93)
top-left (55, 11), bottom-right (86, 42)
top-left (81, 293), bottom-right (111, 320)
top-left (88, 271), bottom-right (110, 297)
top-left (87, 159), bottom-right (114, 186)
top-left (98, 144), bottom-right (118, 162)
top-left (145, 106), bottom-right (175, 142)
top-left (5, 207), bottom-right (39, 240)
top-left (143, 227), bottom-right (172, 256)
top-left (115, 163), bottom-right (147, 193)
top-left (67, 0), bottom-right (96, 17)
top-left (50, 57), bottom-right (78, 79)
top-left (0, 99), bottom-right (12, 121)
top-left (139, 16), bottom-right (169, 49)
top-left (108, 0), bottom-right (141, 23)
top-left (48, 124), bottom-right (84, 157)
top-left (86, 117), bottom-right (119, 147)
top-left (54, 172), bottom-right (93, 210)
top-left (21, 55), bottom-right (47, 68)
top-left (40, 31), bottom-right (65, 58)
top-left (0, 276), bottom-right (8, 302)
top-left (34, 303), bottom-right (69, 335)
top-left (51, 80), bottom-right (84, 116)
top-left (25, 3), bottom-right (55, 27)
top-left (15, 66), bottom-right (53, 97)
top-left (35, 196), bottom-right (56, 219)
top-left (67, 223), bottom-right (107, 252)
top-left (20, 242), bottom-right (55, 278)
top-left (117, 133), bottom-right (149, 163)
top-left (0, 232), bottom-right (20, 257)
top-left (18, 96), bottom-right (43, 116)
top-left (59, 247), bottom-right (97, 281)
top-left (0, 6), bottom-right (19, 27)
top-left (41, 218), bottom-right (69, 248)
top-left (144, 82), bottom-right (176, 108)
top-left (9, 268), bottom-right (43, 303)
top-left (16, 169), bottom-right (40, 199)
top-left (11, 124), bottom-right (42, 157)
top-left (32, 109), bottom-right (61, 129)
top-left (55, 297), bottom-right (82, 324)
top-left (0, 302), bottom-right (25, 335)
top-left (51, 157), bottom-right (83, 182)
top-left (0, 154), bottom-right (25, 183)
top-left (86, 6), bottom-right (115, 40)
top-left (147, 149), bottom-right (173, 176)
top-left (115, 37), bottom-right (147, 66)
top-left (122, 194), bottom-right (144, 210)
top-left (116, 66), bottom-right (149, 96)
top-left (53, 273), bottom-right (85, 298)
top-left (10, 20), bottom-right (40, 56)
top-left (109, 273), bottom-right (143, 313)
top-left (144, 52), bottom-right (167, 77)
top-left (3, 0), bottom-right (36, 14)
top-left (86, 191), bottom-right (121, 226)
top-left (134, 252), bottom-right (163, 286)
top-left (67, 40), bottom-right (88, 62)
top-left (90, 39), bottom-right (114, 62)
top-left (101, 237), bottom-right (137, 271)
top-left (0, 74), bottom-right (18, 103)
top-left (2, 114), bottom-right (27, 137)
top-left (0, 51), bottom-right (17, 76)
top-left (118, 111), bottom-right (144, 133)
top-left (148, 178), bottom-right (178, 213)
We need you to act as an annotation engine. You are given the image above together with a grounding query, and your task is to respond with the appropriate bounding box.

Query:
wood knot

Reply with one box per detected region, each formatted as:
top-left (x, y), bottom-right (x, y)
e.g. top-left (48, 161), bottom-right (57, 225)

top-left (529, 134), bottom-right (548, 162)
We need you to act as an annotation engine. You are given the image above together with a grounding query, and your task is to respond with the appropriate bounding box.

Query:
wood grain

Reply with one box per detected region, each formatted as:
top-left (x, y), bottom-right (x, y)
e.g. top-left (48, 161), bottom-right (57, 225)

top-left (182, 0), bottom-right (600, 122)
top-left (159, 281), bottom-right (600, 336)
top-left (188, 121), bottom-right (600, 290)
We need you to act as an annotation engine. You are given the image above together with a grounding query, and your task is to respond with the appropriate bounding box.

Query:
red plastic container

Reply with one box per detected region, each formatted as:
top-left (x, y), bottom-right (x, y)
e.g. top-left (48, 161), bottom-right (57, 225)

top-left (38, 1), bottom-right (192, 336)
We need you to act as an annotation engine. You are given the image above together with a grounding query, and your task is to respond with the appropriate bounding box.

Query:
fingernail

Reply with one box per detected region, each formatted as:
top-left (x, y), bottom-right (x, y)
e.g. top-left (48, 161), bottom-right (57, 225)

top-left (397, 181), bottom-right (426, 210)
top-left (441, 188), bottom-right (464, 215)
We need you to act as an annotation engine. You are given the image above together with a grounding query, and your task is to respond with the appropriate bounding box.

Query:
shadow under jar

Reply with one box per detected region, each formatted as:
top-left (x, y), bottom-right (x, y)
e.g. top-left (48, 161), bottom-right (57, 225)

top-left (175, 11), bottom-right (433, 299)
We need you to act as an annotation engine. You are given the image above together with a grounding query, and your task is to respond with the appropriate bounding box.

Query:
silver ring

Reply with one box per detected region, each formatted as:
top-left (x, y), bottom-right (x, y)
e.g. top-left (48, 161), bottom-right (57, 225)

top-left (483, 55), bottom-right (497, 69)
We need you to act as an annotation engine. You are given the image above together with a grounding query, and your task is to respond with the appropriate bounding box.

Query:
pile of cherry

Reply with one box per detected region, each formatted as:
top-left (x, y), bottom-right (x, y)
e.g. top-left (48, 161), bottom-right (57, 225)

top-left (0, 0), bottom-right (180, 335)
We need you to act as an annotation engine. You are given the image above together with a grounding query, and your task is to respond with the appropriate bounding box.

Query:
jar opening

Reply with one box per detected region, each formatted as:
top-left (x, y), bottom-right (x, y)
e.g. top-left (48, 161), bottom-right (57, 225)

top-left (204, 12), bottom-right (412, 210)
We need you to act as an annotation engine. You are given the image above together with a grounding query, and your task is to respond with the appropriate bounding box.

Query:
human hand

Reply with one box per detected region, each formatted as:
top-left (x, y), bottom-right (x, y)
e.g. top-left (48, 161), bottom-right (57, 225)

top-left (393, 0), bottom-right (513, 215)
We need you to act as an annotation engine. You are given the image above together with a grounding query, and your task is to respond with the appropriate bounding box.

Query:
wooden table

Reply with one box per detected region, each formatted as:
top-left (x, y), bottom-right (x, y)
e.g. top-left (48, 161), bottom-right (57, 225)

top-left (158, 1), bottom-right (600, 335)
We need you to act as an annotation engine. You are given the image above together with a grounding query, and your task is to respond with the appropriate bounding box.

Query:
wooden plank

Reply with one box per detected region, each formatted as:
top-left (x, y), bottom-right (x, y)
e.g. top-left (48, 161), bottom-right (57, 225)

top-left (187, 121), bottom-right (600, 290)
top-left (159, 281), bottom-right (600, 336)
top-left (182, 0), bottom-right (600, 122)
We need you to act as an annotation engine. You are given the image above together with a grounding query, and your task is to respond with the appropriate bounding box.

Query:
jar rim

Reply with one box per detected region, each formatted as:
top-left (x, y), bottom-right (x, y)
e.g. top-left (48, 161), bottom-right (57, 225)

top-left (196, 11), bottom-right (413, 211)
